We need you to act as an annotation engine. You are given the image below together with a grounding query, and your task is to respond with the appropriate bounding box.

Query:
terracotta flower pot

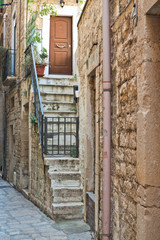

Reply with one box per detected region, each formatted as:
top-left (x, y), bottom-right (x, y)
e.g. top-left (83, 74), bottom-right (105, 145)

top-left (36, 64), bottom-right (45, 77)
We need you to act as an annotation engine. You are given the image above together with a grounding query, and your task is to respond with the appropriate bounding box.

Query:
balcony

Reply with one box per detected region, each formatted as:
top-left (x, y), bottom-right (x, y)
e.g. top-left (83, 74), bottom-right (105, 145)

top-left (2, 49), bottom-right (16, 86)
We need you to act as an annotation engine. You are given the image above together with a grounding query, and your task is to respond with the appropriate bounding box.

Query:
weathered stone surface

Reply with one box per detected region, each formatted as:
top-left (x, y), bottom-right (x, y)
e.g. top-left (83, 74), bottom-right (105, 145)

top-left (0, 178), bottom-right (91, 239)
top-left (137, 185), bottom-right (160, 208)
top-left (137, 204), bottom-right (160, 240)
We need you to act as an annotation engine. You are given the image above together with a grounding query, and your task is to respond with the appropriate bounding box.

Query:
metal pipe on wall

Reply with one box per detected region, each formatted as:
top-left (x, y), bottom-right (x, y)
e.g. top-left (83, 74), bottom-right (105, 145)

top-left (18, 0), bottom-right (21, 81)
top-left (102, 0), bottom-right (111, 239)
top-left (3, 13), bottom-right (7, 47)
top-left (2, 91), bottom-right (7, 179)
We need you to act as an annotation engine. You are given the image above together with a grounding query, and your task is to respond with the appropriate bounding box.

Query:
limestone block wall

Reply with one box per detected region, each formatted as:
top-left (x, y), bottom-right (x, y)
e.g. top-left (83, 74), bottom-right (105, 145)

top-left (1, 0), bottom-right (80, 221)
top-left (78, 0), bottom-right (160, 239)
top-left (110, 1), bottom-right (138, 239)
top-left (1, 0), bottom-right (27, 80)
top-left (5, 87), bottom-right (21, 186)
top-left (77, 0), bottom-right (104, 238)
top-left (78, 0), bottom-right (138, 239)
top-left (0, 89), bottom-right (4, 171)
top-left (136, 1), bottom-right (160, 240)
top-left (28, 91), bottom-right (53, 218)
top-left (4, 78), bottom-right (53, 218)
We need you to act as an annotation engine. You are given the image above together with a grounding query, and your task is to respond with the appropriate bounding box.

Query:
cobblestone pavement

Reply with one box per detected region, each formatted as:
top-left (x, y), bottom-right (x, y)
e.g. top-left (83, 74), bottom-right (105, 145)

top-left (0, 178), bottom-right (92, 240)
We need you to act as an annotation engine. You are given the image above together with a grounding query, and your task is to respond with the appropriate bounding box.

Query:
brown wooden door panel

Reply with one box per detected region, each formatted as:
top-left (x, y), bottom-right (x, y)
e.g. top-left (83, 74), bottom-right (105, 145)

top-left (50, 16), bottom-right (72, 75)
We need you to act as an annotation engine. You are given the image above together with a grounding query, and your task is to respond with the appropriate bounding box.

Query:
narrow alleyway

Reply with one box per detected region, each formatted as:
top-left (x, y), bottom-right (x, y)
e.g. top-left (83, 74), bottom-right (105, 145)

top-left (0, 178), bottom-right (92, 240)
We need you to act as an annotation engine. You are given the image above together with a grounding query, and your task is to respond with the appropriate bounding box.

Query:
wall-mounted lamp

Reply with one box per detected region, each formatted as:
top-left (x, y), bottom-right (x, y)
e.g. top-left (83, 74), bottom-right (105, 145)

top-left (73, 85), bottom-right (79, 103)
top-left (60, 0), bottom-right (65, 8)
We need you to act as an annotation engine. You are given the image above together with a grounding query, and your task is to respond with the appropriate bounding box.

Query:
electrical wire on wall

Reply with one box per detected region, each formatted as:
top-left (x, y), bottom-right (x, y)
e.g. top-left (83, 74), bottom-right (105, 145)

top-left (0, 0), bottom-right (13, 7)
top-left (130, 0), bottom-right (138, 27)
top-left (111, 0), bottom-right (138, 28)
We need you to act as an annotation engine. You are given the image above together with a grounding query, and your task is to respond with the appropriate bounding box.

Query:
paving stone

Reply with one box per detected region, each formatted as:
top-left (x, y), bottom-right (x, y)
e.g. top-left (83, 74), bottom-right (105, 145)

top-left (0, 232), bottom-right (10, 240)
top-left (69, 232), bottom-right (92, 240)
top-left (53, 219), bottom-right (91, 234)
top-left (0, 178), bottom-right (91, 240)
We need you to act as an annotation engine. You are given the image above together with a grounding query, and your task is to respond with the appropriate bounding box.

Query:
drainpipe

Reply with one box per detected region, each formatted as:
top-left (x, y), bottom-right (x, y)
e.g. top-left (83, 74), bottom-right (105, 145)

top-left (2, 91), bottom-right (7, 180)
top-left (3, 13), bottom-right (7, 47)
top-left (102, 0), bottom-right (111, 239)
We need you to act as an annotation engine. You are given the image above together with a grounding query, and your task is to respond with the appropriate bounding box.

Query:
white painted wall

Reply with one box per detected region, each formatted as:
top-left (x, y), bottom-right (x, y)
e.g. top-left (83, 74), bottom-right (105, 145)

top-left (42, 5), bottom-right (79, 78)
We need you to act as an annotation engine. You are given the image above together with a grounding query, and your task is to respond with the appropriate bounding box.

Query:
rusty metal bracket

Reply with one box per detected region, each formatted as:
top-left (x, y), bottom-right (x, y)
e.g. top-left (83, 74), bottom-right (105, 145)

top-left (102, 233), bottom-right (112, 238)
top-left (131, 0), bottom-right (138, 27)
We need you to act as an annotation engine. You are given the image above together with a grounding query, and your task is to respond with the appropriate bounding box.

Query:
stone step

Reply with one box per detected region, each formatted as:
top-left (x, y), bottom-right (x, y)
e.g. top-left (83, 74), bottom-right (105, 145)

top-left (50, 171), bottom-right (81, 188)
top-left (39, 77), bottom-right (77, 86)
top-left (52, 202), bottom-right (84, 220)
top-left (44, 157), bottom-right (79, 171)
top-left (53, 187), bottom-right (83, 203)
top-left (43, 110), bottom-right (77, 117)
top-left (42, 101), bottom-right (76, 112)
top-left (44, 148), bottom-right (78, 156)
top-left (39, 85), bottom-right (74, 94)
top-left (41, 91), bottom-right (74, 102)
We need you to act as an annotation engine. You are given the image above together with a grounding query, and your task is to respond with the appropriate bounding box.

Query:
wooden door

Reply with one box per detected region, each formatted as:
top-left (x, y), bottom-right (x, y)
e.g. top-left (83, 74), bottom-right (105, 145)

top-left (49, 16), bottom-right (72, 75)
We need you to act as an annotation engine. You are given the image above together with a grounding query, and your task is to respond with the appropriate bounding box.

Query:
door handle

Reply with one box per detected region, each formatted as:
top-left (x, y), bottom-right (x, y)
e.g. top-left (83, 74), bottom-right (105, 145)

top-left (56, 44), bottom-right (65, 49)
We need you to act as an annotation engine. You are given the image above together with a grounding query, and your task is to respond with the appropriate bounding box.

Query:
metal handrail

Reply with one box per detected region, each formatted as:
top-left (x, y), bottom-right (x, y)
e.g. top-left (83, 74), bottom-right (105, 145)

top-left (43, 116), bottom-right (79, 157)
top-left (25, 45), bottom-right (79, 157)
top-left (29, 45), bottom-right (44, 153)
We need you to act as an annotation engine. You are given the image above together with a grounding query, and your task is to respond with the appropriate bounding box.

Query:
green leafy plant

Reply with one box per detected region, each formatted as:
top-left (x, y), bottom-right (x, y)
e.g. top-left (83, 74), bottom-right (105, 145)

top-left (34, 47), bottom-right (48, 65)
top-left (22, 54), bottom-right (32, 77)
top-left (22, 89), bottom-right (27, 97)
top-left (30, 113), bottom-right (37, 125)
top-left (71, 147), bottom-right (77, 158)
top-left (72, 105), bottom-right (77, 113)
top-left (39, 47), bottom-right (48, 64)
top-left (27, 0), bottom-right (57, 17)
top-left (27, 1), bottom-right (57, 47)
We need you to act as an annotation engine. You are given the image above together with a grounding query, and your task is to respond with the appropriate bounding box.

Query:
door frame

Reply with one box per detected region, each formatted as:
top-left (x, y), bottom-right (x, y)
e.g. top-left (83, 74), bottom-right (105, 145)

top-left (42, 5), bottom-right (79, 78)
top-left (49, 16), bottom-right (72, 75)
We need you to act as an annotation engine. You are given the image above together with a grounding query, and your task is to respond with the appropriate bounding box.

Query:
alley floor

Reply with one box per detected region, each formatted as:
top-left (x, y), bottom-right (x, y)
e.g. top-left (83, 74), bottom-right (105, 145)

top-left (0, 178), bottom-right (92, 240)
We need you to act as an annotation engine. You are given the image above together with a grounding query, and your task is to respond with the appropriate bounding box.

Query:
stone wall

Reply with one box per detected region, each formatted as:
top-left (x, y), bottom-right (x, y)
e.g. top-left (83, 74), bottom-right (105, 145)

top-left (1, 0), bottom-right (27, 80)
top-left (1, 0), bottom-right (79, 220)
top-left (0, 89), bottom-right (4, 171)
top-left (110, 1), bottom-right (138, 239)
top-left (77, 0), bottom-right (104, 238)
top-left (4, 78), bottom-right (54, 218)
top-left (78, 0), bottom-right (160, 239)
top-left (28, 90), bottom-right (53, 218)
top-left (5, 87), bottom-right (21, 186)
top-left (136, 1), bottom-right (160, 240)
top-left (78, 0), bottom-right (138, 239)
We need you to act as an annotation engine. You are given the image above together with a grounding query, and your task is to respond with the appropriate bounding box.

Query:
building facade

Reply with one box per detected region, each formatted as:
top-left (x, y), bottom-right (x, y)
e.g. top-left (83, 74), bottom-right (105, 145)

top-left (0, 0), bottom-right (160, 239)
top-left (0, 0), bottom-right (82, 220)
top-left (78, 0), bottom-right (160, 239)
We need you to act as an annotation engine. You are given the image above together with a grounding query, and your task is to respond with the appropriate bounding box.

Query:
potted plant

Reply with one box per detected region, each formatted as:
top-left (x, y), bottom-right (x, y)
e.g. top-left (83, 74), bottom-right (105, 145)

top-left (35, 47), bottom-right (48, 77)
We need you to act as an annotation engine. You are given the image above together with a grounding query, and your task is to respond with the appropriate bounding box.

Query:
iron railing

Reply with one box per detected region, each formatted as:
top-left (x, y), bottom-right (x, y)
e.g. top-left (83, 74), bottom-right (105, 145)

top-left (43, 117), bottom-right (79, 157)
top-left (25, 45), bottom-right (79, 157)
top-left (3, 49), bottom-right (16, 81)
top-left (31, 45), bottom-right (44, 152)
top-left (25, 45), bottom-right (44, 152)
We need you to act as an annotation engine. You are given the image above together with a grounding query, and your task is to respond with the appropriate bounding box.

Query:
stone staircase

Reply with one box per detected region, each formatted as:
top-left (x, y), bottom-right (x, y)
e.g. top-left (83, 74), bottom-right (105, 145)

top-left (39, 77), bottom-right (77, 117)
top-left (45, 157), bottom-right (83, 219)
top-left (39, 77), bottom-right (83, 219)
